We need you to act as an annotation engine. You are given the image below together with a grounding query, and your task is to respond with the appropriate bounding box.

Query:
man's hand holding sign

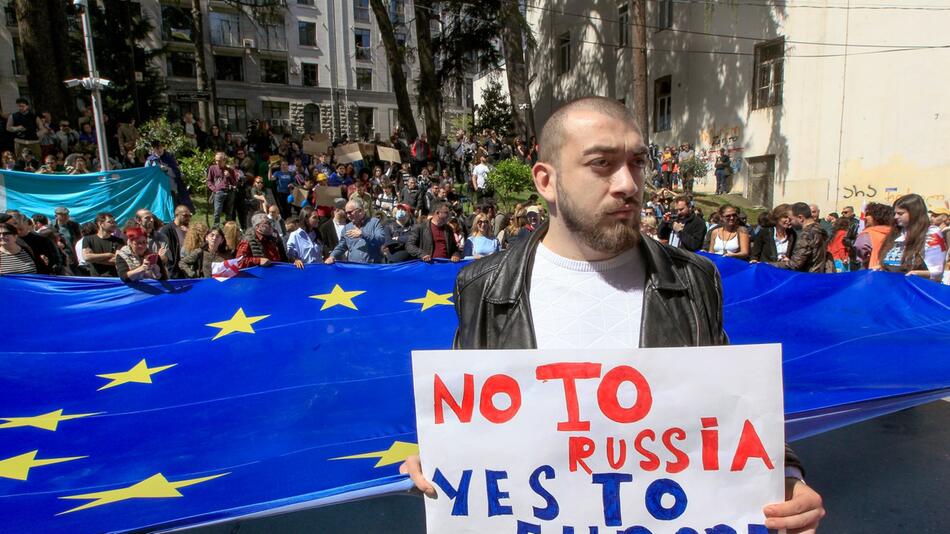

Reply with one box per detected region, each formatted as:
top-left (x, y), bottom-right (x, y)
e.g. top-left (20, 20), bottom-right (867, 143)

top-left (402, 96), bottom-right (823, 532)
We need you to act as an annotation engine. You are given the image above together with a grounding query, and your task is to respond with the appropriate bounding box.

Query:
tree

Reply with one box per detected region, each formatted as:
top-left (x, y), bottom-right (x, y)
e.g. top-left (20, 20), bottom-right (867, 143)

top-left (474, 77), bottom-right (513, 137)
top-left (369, 0), bottom-right (418, 140)
top-left (499, 2), bottom-right (536, 142)
top-left (632, 0), bottom-right (649, 143)
top-left (414, 0), bottom-right (441, 142)
top-left (14, 0), bottom-right (73, 120)
top-left (486, 158), bottom-right (533, 210)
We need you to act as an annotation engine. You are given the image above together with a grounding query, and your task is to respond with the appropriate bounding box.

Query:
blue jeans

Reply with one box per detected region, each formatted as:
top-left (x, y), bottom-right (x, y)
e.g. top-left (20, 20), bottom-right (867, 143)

top-left (715, 170), bottom-right (729, 194)
top-left (212, 190), bottom-right (229, 225)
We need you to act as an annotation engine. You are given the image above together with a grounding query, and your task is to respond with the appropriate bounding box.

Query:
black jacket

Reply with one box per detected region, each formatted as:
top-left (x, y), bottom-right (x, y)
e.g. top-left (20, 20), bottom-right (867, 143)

top-left (750, 227), bottom-right (798, 263)
top-left (157, 223), bottom-right (185, 279)
top-left (658, 213), bottom-right (706, 252)
top-left (407, 221), bottom-right (460, 260)
top-left (318, 218), bottom-right (341, 252)
top-left (452, 222), bottom-right (802, 472)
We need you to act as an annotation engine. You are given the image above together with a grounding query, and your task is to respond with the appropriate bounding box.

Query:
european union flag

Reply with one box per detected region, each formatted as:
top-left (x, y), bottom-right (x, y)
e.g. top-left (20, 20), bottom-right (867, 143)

top-left (1, 258), bottom-right (948, 532)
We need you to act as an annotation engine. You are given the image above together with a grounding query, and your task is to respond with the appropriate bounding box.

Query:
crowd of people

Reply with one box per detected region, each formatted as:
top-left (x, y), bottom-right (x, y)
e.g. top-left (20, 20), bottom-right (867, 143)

top-left (1, 98), bottom-right (946, 285)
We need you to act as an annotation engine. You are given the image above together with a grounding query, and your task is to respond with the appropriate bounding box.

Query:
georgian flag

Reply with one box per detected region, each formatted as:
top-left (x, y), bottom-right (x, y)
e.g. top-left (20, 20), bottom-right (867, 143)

top-left (211, 256), bottom-right (243, 282)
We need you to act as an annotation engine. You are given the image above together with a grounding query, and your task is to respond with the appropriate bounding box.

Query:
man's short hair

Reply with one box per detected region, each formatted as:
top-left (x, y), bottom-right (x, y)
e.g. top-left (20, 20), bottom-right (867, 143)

top-left (673, 196), bottom-right (690, 207)
top-left (174, 205), bottom-right (191, 216)
top-left (95, 212), bottom-right (114, 225)
top-left (251, 213), bottom-right (269, 227)
top-left (347, 197), bottom-right (365, 211)
top-left (538, 96), bottom-right (638, 167)
top-left (790, 202), bottom-right (811, 219)
top-left (15, 98), bottom-right (29, 106)
top-left (151, 140), bottom-right (163, 149)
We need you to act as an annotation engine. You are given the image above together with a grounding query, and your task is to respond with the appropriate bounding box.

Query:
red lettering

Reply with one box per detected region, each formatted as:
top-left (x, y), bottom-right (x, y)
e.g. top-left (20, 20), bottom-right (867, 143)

top-left (634, 429), bottom-right (660, 471)
top-left (701, 417), bottom-right (719, 471)
top-left (567, 436), bottom-right (596, 475)
top-left (606, 437), bottom-right (627, 470)
top-left (662, 427), bottom-right (689, 474)
top-left (478, 374), bottom-right (522, 424)
top-left (434, 373), bottom-right (474, 424)
top-left (596, 365), bottom-right (653, 424)
top-left (731, 419), bottom-right (775, 471)
top-left (536, 363), bottom-right (602, 432)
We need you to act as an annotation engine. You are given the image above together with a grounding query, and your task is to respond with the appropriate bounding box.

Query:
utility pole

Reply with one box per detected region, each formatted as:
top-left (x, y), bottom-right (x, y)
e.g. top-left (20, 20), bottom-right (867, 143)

top-left (67, 0), bottom-right (111, 171)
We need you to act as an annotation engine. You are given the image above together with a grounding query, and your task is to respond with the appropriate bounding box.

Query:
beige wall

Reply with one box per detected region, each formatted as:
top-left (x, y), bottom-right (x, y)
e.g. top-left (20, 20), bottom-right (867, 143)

top-left (520, 0), bottom-right (950, 212)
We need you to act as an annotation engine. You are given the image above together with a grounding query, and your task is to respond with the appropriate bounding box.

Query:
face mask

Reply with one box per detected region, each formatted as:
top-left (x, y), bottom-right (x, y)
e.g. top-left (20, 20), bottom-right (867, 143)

top-left (395, 209), bottom-right (407, 220)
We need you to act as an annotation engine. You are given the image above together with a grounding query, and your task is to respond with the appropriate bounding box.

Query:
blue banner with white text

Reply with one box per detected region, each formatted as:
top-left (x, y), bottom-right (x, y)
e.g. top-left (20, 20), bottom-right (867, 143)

top-left (0, 257), bottom-right (947, 532)
top-left (0, 166), bottom-right (174, 224)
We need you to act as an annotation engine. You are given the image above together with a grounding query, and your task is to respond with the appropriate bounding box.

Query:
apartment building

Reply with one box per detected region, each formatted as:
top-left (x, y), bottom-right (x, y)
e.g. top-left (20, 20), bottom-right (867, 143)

top-left (0, 0), bottom-right (474, 141)
top-left (486, 0), bottom-right (950, 212)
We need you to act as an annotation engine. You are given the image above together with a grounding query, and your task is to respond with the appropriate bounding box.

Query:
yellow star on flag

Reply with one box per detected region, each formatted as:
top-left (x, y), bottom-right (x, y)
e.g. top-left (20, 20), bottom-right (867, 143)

top-left (0, 409), bottom-right (102, 432)
top-left (97, 359), bottom-right (177, 391)
top-left (0, 450), bottom-right (86, 481)
top-left (206, 308), bottom-right (270, 340)
top-left (58, 471), bottom-right (229, 515)
top-left (331, 441), bottom-right (419, 467)
top-left (405, 290), bottom-right (453, 311)
top-left (309, 284), bottom-right (366, 311)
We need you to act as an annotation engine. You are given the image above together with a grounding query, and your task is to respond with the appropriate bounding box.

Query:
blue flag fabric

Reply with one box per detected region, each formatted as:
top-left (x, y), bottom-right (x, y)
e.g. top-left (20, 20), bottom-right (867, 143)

top-left (1, 258), bottom-right (948, 532)
top-left (0, 167), bottom-right (174, 224)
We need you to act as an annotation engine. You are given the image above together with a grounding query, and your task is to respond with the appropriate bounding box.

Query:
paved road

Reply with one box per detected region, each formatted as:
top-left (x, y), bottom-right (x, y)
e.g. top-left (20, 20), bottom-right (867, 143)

top-left (185, 401), bottom-right (949, 534)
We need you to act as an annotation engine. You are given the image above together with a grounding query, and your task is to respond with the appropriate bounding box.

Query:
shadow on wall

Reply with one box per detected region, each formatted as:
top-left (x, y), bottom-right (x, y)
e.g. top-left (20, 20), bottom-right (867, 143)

top-left (530, 1), bottom-right (790, 207)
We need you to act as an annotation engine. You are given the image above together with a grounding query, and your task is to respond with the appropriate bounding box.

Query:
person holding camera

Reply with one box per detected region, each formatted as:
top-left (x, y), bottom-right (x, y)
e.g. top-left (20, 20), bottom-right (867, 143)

top-left (657, 196), bottom-right (706, 252)
top-left (116, 227), bottom-right (168, 282)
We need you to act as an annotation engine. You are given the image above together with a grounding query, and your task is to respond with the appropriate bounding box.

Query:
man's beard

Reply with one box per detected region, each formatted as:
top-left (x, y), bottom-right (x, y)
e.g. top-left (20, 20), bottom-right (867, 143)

top-left (556, 179), bottom-right (640, 255)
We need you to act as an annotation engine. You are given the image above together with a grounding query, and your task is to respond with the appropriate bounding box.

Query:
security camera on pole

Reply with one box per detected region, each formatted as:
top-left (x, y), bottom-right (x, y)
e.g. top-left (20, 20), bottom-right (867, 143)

top-left (65, 0), bottom-right (111, 171)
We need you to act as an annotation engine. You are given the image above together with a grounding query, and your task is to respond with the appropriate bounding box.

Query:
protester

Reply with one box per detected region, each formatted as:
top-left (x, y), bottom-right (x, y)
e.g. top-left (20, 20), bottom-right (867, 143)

top-left (182, 222), bottom-right (210, 255)
top-left (714, 148), bottom-right (730, 195)
top-left (707, 204), bottom-right (750, 260)
top-left (854, 202), bottom-right (893, 270)
top-left (383, 204), bottom-right (415, 263)
top-left (658, 196), bottom-right (706, 252)
top-left (826, 215), bottom-right (854, 272)
top-left (116, 227), bottom-right (168, 282)
top-left (82, 212), bottom-right (124, 277)
top-left (325, 198), bottom-right (386, 264)
top-left (770, 202), bottom-right (831, 273)
top-left (179, 226), bottom-right (233, 278)
top-left (498, 207), bottom-right (532, 250)
top-left (877, 194), bottom-right (946, 281)
top-left (284, 214), bottom-right (323, 268)
top-left (221, 221), bottom-right (242, 256)
top-left (405, 203), bottom-right (461, 263)
top-left (0, 222), bottom-right (37, 275)
top-left (751, 203), bottom-right (797, 263)
top-left (207, 151), bottom-right (238, 225)
top-left (156, 205), bottom-right (191, 279)
top-left (236, 213), bottom-right (287, 268)
top-left (463, 213), bottom-right (500, 259)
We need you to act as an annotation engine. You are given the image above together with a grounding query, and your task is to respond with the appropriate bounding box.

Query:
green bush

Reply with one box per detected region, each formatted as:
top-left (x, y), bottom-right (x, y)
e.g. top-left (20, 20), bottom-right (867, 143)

top-left (679, 156), bottom-right (709, 180)
top-left (487, 158), bottom-right (534, 208)
top-left (178, 150), bottom-right (216, 201)
top-left (136, 117), bottom-right (194, 157)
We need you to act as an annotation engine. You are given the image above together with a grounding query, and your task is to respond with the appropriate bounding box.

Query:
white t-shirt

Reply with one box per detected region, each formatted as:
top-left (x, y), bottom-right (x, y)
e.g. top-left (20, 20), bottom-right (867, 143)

top-left (472, 163), bottom-right (490, 189)
top-left (529, 243), bottom-right (646, 349)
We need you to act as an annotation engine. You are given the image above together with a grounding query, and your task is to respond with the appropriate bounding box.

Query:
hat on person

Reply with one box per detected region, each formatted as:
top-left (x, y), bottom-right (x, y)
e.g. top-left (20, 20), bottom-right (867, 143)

top-left (525, 205), bottom-right (541, 215)
top-left (251, 213), bottom-right (269, 228)
top-left (334, 198), bottom-right (347, 209)
top-left (929, 207), bottom-right (950, 216)
top-left (54, 207), bottom-right (69, 215)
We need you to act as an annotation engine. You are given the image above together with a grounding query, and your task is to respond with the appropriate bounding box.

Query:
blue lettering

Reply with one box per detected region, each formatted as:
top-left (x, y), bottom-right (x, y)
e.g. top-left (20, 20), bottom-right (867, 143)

top-left (529, 465), bottom-right (560, 521)
top-left (431, 468), bottom-right (472, 516)
top-left (517, 520), bottom-right (542, 534)
top-left (747, 526), bottom-right (769, 534)
top-left (617, 528), bottom-right (652, 534)
top-left (486, 469), bottom-right (513, 516)
top-left (644, 478), bottom-right (688, 520)
top-left (675, 529), bottom-right (699, 534)
top-left (591, 472), bottom-right (634, 527)
top-left (705, 526), bottom-right (737, 534)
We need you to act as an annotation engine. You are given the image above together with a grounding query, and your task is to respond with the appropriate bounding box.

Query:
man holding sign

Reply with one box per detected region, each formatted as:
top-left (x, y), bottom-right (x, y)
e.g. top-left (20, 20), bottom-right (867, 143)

top-left (403, 97), bottom-right (824, 532)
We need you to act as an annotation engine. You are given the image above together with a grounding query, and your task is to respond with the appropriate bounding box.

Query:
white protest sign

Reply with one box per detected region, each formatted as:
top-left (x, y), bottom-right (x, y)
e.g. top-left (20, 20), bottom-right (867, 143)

top-left (412, 344), bottom-right (785, 534)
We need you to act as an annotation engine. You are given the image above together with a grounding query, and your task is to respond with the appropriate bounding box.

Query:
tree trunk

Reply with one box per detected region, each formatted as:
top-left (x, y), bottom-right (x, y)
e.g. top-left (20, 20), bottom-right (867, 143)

top-left (500, 4), bottom-right (535, 142)
top-left (191, 0), bottom-right (212, 126)
top-left (14, 0), bottom-right (72, 121)
top-left (369, 0), bottom-right (418, 140)
top-left (632, 0), bottom-right (649, 144)
top-left (413, 0), bottom-right (441, 143)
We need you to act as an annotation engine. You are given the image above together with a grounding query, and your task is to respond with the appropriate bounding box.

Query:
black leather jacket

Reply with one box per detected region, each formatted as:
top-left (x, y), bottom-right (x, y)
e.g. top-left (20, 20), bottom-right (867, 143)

top-left (451, 221), bottom-right (802, 472)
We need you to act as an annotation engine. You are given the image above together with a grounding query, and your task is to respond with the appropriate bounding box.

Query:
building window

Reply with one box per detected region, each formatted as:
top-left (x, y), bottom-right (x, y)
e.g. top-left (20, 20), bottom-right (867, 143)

top-left (214, 55), bottom-right (244, 81)
top-left (262, 101), bottom-right (290, 134)
top-left (657, 0), bottom-right (672, 30)
top-left (261, 58), bottom-right (288, 84)
top-left (216, 98), bottom-right (247, 134)
top-left (354, 28), bottom-right (371, 61)
top-left (210, 12), bottom-right (241, 47)
top-left (558, 32), bottom-right (572, 75)
top-left (354, 0), bottom-right (370, 23)
top-left (161, 6), bottom-right (192, 42)
top-left (653, 76), bottom-right (672, 132)
top-left (167, 51), bottom-right (196, 78)
top-left (169, 99), bottom-right (199, 122)
top-left (304, 104), bottom-right (320, 133)
top-left (298, 21), bottom-right (317, 47)
top-left (11, 38), bottom-right (25, 75)
top-left (298, 0), bottom-right (315, 5)
top-left (302, 63), bottom-right (319, 86)
top-left (355, 67), bottom-right (372, 91)
top-left (357, 107), bottom-right (375, 140)
top-left (4, 4), bottom-right (17, 27)
top-left (618, 3), bottom-right (630, 47)
top-left (392, 0), bottom-right (406, 25)
top-left (753, 38), bottom-right (784, 109)
top-left (259, 21), bottom-right (287, 51)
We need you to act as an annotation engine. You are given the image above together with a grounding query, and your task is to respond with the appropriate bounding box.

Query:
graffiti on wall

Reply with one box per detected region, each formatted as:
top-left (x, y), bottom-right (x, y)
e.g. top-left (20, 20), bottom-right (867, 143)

top-left (696, 125), bottom-right (744, 176)
top-left (838, 183), bottom-right (947, 208)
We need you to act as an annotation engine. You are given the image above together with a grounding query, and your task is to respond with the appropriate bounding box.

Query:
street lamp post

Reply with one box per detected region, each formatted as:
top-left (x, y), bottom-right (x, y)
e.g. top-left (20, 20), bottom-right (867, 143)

top-left (67, 0), bottom-right (111, 171)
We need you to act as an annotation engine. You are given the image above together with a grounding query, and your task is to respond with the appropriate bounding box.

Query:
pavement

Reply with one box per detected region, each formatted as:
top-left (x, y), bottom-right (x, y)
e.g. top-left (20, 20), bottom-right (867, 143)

top-left (184, 400), bottom-right (950, 534)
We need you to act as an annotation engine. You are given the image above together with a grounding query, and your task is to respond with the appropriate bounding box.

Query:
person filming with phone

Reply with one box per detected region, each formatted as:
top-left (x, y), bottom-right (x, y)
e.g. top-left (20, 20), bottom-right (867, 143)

top-left (116, 227), bottom-right (168, 282)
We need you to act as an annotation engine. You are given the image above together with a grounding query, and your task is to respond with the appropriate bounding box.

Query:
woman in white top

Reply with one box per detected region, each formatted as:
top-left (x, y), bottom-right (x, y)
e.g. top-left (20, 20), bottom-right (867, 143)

top-left (706, 204), bottom-right (750, 260)
top-left (876, 193), bottom-right (946, 281)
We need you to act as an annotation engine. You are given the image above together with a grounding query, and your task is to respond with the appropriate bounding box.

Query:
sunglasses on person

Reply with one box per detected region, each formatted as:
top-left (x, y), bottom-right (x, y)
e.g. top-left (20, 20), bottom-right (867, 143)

top-left (345, 208), bottom-right (363, 216)
top-left (0, 232), bottom-right (13, 237)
